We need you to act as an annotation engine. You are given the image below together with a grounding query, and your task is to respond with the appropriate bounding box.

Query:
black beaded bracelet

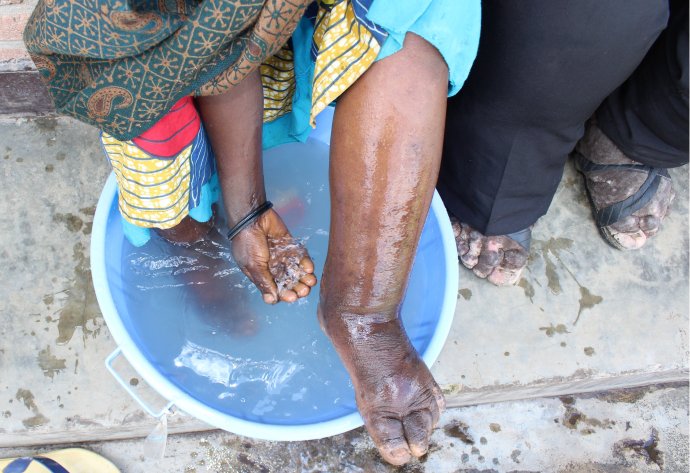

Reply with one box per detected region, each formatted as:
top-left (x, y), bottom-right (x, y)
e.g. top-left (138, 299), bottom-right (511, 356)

top-left (226, 201), bottom-right (273, 240)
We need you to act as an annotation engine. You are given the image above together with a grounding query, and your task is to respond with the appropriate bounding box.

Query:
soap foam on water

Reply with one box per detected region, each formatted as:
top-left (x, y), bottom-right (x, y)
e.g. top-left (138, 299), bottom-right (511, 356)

top-left (174, 341), bottom-right (303, 395)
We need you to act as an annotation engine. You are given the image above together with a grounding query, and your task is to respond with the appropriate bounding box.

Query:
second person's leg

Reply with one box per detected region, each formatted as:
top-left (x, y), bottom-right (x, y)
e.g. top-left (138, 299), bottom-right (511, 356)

top-left (438, 0), bottom-right (670, 284)
top-left (577, 0), bottom-right (689, 249)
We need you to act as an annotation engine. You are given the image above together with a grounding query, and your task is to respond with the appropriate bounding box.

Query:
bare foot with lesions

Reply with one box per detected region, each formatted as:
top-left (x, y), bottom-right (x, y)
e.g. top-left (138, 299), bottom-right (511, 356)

top-left (319, 308), bottom-right (445, 466)
top-left (451, 216), bottom-right (530, 286)
top-left (575, 123), bottom-right (675, 250)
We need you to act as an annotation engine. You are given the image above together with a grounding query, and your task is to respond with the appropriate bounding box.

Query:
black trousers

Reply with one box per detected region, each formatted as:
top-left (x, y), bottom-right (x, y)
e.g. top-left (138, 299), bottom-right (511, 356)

top-left (438, 0), bottom-right (689, 236)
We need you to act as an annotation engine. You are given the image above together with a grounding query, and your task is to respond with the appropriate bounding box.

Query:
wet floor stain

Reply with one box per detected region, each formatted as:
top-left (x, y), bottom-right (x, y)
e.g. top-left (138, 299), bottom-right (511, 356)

top-left (80, 205), bottom-right (96, 217)
top-left (34, 117), bottom-right (58, 133)
top-left (237, 452), bottom-right (269, 473)
top-left (37, 345), bottom-right (66, 379)
top-left (539, 323), bottom-right (569, 337)
top-left (613, 428), bottom-right (663, 469)
top-left (544, 257), bottom-right (562, 294)
top-left (81, 208), bottom-right (95, 235)
top-left (595, 387), bottom-right (652, 404)
top-left (15, 389), bottom-right (36, 411)
top-left (22, 412), bottom-right (50, 428)
top-left (15, 388), bottom-right (50, 428)
top-left (441, 383), bottom-right (462, 397)
top-left (561, 175), bottom-right (580, 189)
top-left (531, 237), bottom-right (605, 324)
top-left (510, 449), bottom-right (521, 464)
top-left (53, 213), bottom-right (84, 233)
top-left (518, 278), bottom-right (535, 302)
top-left (458, 288), bottom-right (472, 301)
top-left (193, 430), bottom-right (401, 473)
top-left (56, 242), bottom-right (102, 345)
top-left (532, 237), bottom-right (573, 295)
top-left (560, 396), bottom-right (615, 434)
top-left (574, 286), bottom-right (603, 325)
top-left (443, 420), bottom-right (474, 445)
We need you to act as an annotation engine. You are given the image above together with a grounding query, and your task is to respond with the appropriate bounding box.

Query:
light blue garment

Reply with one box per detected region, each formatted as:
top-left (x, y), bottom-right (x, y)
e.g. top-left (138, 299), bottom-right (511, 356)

top-left (262, 0), bottom-right (481, 149)
top-left (368, 0), bottom-right (481, 96)
top-left (262, 16), bottom-right (317, 149)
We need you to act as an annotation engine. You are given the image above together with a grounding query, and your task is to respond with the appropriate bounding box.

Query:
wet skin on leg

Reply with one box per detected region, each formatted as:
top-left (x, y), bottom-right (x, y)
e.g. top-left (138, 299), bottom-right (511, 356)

top-left (195, 70), bottom-right (316, 303)
top-left (319, 33), bottom-right (448, 466)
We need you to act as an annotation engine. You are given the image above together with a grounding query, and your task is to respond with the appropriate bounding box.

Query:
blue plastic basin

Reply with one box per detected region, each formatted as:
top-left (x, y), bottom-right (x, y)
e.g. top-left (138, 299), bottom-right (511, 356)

top-left (91, 107), bottom-right (458, 441)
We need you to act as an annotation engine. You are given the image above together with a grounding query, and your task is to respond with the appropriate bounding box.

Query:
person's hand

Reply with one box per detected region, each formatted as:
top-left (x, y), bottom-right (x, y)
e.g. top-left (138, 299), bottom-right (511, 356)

top-left (231, 209), bottom-right (317, 303)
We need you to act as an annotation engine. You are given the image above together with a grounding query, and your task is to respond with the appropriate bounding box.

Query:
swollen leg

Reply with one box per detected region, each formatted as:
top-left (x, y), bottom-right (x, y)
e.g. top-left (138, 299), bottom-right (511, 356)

top-left (319, 33), bottom-right (447, 465)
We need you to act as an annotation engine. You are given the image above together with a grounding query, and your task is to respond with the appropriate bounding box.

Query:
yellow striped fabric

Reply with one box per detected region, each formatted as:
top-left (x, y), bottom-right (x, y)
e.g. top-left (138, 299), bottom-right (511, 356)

top-left (101, 0), bottom-right (382, 232)
top-left (101, 132), bottom-right (193, 229)
top-left (258, 0), bottom-right (382, 127)
top-left (310, 0), bottom-right (380, 124)
top-left (261, 45), bottom-right (296, 122)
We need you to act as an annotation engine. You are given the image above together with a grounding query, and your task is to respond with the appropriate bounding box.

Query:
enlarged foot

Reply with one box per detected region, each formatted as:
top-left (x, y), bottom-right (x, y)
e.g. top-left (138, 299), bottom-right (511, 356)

top-left (321, 310), bottom-right (445, 465)
top-left (575, 124), bottom-right (676, 250)
top-left (451, 217), bottom-right (529, 286)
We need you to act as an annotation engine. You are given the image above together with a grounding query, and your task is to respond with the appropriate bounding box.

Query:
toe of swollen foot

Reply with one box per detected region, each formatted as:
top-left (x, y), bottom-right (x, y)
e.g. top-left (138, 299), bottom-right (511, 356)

top-left (402, 410), bottom-right (434, 458)
top-left (372, 421), bottom-right (413, 466)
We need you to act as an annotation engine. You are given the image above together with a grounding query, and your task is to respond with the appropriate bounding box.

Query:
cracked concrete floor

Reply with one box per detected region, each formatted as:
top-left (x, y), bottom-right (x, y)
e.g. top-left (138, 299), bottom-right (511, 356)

top-left (0, 115), bottom-right (688, 471)
top-left (1, 384), bottom-right (687, 472)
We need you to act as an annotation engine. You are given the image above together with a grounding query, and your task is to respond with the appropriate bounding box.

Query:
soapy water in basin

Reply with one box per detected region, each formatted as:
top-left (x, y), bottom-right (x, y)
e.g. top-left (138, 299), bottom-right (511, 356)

top-left (106, 138), bottom-right (443, 425)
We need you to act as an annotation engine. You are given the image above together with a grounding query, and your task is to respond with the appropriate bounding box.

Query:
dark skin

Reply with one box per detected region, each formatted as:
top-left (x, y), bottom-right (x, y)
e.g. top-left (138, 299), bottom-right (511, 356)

top-left (160, 222), bottom-right (260, 337)
top-left (318, 33), bottom-right (448, 465)
top-left (157, 33), bottom-right (447, 466)
top-left (162, 69), bottom-right (317, 304)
